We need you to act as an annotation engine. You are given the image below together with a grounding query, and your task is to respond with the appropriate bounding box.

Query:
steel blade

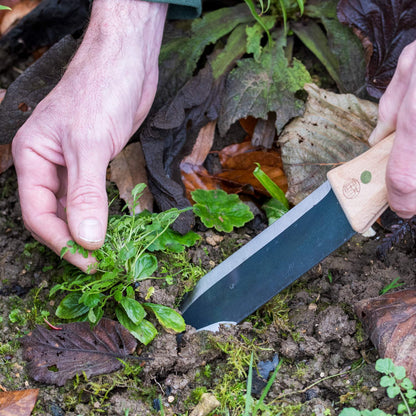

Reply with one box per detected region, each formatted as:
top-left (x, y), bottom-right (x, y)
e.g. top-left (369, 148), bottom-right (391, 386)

top-left (181, 181), bottom-right (355, 330)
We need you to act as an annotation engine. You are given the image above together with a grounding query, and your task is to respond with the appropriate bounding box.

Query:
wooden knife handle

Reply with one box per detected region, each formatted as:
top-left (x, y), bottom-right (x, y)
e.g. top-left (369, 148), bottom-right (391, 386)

top-left (327, 133), bottom-right (395, 233)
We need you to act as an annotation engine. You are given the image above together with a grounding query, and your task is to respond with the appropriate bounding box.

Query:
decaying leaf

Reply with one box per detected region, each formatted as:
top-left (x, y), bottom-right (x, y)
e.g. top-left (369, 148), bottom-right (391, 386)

top-left (0, 388), bottom-right (39, 416)
top-left (181, 121), bottom-right (218, 201)
top-left (0, 90), bottom-right (13, 173)
top-left (0, 35), bottom-right (78, 144)
top-left (218, 30), bottom-right (311, 136)
top-left (0, 0), bottom-right (89, 74)
top-left (337, 0), bottom-right (416, 98)
top-left (279, 83), bottom-right (377, 204)
top-left (355, 288), bottom-right (416, 384)
top-left (21, 318), bottom-right (138, 386)
top-left (110, 142), bottom-right (153, 214)
top-left (141, 24), bottom-right (247, 234)
top-left (216, 141), bottom-right (287, 196)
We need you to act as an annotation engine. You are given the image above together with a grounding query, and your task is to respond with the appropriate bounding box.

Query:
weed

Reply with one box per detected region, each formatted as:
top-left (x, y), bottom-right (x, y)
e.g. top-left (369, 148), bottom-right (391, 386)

top-left (54, 185), bottom-right (253, 345)
top-left (340, 358), bottom-right (416, 416)
top-left (379, 277), bottom-right (405, 295)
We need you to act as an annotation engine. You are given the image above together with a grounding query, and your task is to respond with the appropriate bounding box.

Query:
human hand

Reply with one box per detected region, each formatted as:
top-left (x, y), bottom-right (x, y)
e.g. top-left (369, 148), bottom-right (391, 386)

top-left (12, 0), bottom-right (167, 271)
top-left (369, 39), bottom-right (416, 219)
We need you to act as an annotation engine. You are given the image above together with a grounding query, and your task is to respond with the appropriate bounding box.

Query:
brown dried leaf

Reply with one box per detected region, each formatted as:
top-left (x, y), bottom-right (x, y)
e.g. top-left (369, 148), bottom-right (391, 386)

top-left (181, 121), bottom-right (218, 201)
top-left (355, 288), bottom-right (416, 384)
top-left (110, 142), bottom-right (153, 214)
top-left (0, 90), bottom-right (13, 174)
top-left (21, 318), bottom-right (138, 386)
top-left (279, 83), bottom-right (377, 204)
top-left (0, 389), bottom-right (39, 416)
top-left (216, 141), bottom-right (287, 196)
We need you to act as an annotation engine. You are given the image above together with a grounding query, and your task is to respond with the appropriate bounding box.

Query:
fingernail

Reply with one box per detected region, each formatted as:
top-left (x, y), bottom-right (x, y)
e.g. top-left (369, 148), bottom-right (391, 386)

top-left (78, 218), bottom-right (103, 243)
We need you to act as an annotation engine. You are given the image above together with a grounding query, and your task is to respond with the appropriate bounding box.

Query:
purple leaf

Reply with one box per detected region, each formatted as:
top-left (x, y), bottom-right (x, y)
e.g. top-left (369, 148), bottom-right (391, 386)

top-left (337, 0), bottom-right (416, 98)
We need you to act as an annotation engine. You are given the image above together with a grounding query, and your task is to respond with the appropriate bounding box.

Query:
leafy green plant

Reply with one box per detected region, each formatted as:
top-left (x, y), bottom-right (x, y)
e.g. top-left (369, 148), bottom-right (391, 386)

top-left (54, 185), bottom-right (254, 344)
top-left (340, 358), bottom-right (416, 416)
top-left (191, 188), bottom-right (254, 232)
top-left (380, 277), bottom-right (405, 295)
top-left (253, 163), bottom-right (289, 224)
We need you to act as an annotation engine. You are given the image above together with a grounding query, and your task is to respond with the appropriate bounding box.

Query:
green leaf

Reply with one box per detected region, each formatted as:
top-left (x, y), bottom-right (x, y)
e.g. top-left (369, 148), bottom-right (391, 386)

top-left (116, 307), bottom-right (157, 345)
top-left (253, 163), bottom-right (289, 208)
top-left (218, 31), bottom-right (311, 136)
top-left (393, 365), bottom-right (406, 380)
top-left (386, 384), bottom-right (401, 399)
top-left (79, 292), bottom-right (102, 308)
top-left (191, 189), bottom-right (254, 232)
top-left (339, 409), bottom-right (362, 416)
top-left (133, 254), bottom-right (158, 280)
top-left (158, 3), bottom-right (254, 104)
top-left (119, 241), bottom-right (136, 262)
top-left (376, 358), bottom-right (395, 375)
top-left (56, 293), bottom-right (90, 320)
top-left (147, 228), bottom-right (201, 253)
top-left (143, 303), bottom-right (186, 333)
top-left (0, 6), bottom-right (11, 10)
top-left (379, 375), bottom-right (395, 387)
top-left (291, 20), bottom-right (343, 91)
top-left (120, 297), bottom-right (146, 325)
top-left (263, 198), bottom-right (288, 225)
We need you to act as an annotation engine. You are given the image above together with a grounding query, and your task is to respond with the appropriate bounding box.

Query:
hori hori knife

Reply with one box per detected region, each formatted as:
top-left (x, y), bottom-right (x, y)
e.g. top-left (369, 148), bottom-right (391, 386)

top-left (181, 134), bottom-right (394, 331)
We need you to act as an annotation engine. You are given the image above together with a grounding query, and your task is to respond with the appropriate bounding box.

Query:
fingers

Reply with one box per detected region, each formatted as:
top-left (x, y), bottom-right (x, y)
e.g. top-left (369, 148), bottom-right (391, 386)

top-left (369, 42), bottom-right (416, 146)
top-left (12, 141), bottom-right (96, 272)
top-left (64, 141), bottom-right (110, 251)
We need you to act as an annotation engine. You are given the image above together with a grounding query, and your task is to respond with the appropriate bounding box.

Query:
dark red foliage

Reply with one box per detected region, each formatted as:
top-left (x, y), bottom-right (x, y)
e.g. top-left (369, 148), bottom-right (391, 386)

top-left (337, 0), bottom-right (416, 98)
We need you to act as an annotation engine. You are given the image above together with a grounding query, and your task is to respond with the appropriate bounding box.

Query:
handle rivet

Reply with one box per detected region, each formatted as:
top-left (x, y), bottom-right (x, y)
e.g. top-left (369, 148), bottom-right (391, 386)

top-left (360, 170), bottom-right (372, 184)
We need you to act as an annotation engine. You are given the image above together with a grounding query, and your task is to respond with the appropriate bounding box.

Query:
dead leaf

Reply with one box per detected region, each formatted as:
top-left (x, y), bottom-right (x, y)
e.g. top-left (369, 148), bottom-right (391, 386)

top-left (0, 90), bottom-right (13, 174)
top-left (0, 389), bottom-right (39, 416)
top-left (216, 141), bottom-right (287, 196)
top-left (181, 121), bottom-right (218, 201)
top-left (355, 288), bottom-right (416, 384)
top-left (110, 142), bottom-right (153, 214)
top-left (279, 83), bottom-right (377, 204)
top-left (0, 0), bottom-right (41, 35)
top-left (21, 318), bottom-right (138, 386)
top-left (0, 35), bottom-right (78, 145)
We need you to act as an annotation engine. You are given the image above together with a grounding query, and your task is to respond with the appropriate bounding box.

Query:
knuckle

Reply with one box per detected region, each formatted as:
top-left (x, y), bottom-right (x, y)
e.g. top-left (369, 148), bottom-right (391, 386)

top-left (68, 183), bottom-right (106, 209)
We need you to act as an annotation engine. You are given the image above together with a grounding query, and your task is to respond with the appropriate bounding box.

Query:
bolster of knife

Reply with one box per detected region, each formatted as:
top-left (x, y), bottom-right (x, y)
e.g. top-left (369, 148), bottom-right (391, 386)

top-left (327, 133), bottom-right (395, 234)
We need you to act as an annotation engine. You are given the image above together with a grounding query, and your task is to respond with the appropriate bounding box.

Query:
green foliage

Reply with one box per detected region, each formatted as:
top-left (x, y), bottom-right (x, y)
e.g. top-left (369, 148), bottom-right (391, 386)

top-left (0, 5), bottom-right (11, 10)
top-left (54, 184), bottom-right (194, 344)
top-left (253, 163), bottom-right (289, 224)
top-left (55, 185), bottom-right (252, 345)
top-left (340, 358), bottom-right (416, 416)
top-left (192, 189), bottom-right (254, 232)
top-left (379, 277), bottom-right (405, 295)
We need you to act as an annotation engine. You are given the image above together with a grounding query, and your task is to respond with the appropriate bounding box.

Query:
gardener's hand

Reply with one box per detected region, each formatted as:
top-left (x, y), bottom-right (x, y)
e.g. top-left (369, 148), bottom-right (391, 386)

top-left (369, 39), bottom-right (416, 219)
top-left (12, 0), bottom-right (167, 271)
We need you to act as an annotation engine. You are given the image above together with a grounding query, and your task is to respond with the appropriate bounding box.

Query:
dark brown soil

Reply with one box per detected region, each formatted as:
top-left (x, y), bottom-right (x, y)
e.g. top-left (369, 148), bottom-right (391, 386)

top-left (0, 166), bottom-right (415, 416)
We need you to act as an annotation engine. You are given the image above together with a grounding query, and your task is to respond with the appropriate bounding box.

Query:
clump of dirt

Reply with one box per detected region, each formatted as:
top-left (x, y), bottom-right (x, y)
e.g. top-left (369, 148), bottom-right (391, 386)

top-left (0, 166), bottom-right (415, 415)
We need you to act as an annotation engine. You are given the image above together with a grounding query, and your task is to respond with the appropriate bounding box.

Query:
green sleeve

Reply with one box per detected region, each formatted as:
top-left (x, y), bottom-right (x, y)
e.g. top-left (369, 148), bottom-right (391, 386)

top-left (143, 0), bottom-right (201, 19)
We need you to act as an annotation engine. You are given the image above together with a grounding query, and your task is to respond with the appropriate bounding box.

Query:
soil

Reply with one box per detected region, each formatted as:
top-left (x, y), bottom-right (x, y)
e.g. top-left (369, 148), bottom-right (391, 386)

top-left (0, 166), bottom-right (415, 416)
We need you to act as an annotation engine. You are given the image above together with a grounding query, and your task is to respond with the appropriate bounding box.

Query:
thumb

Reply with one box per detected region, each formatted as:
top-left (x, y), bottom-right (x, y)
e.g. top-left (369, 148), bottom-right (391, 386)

top-left (66, 151), bottom-right (109, 251)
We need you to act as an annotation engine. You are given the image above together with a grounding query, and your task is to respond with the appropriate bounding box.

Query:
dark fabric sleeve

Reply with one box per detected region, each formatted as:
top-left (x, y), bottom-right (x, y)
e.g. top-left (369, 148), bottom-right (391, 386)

top-left (142, 0), bottom-right (201, 19)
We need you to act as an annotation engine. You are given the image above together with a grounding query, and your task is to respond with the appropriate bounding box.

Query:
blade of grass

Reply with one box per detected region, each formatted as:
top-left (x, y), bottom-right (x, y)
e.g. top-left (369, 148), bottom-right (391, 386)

top-left (243, 352), bottom-right (254, 416)
top-left (253, 163), bottom-right (289, 209)
top-left (253, 360), bottom-right (283, 414)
